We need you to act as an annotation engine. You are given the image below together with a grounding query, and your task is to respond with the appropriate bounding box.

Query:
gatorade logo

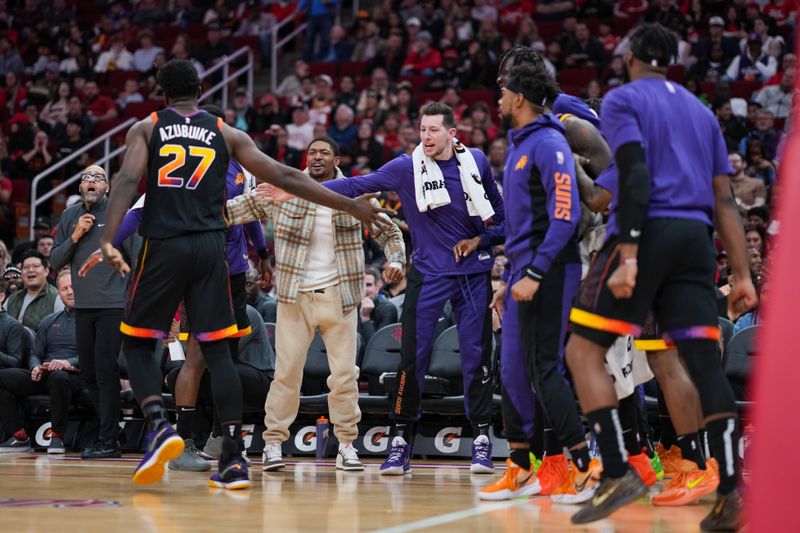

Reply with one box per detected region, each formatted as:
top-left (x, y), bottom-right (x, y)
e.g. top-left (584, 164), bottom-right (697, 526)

top-left (363, 426), bottom-right (391, 453)
top-left (434, 427), bottom-right (462, 454)
top-left (242, 424), bottom-right (254, 450)
top-left (294, 426), bottom-right (317, 452)
top-left (35, 422), bottom-right (53, 447)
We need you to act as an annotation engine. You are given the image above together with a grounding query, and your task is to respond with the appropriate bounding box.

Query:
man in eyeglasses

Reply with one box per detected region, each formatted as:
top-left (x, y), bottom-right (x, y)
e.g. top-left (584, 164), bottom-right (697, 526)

top-left (50, 164), bottom-right (140, 460)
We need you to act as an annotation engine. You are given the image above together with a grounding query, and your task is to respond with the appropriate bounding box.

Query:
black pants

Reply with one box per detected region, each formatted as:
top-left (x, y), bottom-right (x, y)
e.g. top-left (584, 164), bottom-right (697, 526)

top-left (76, 309), bottom-right (123, 441)
top-left (166, 363), bottom-right (272, 412)
top-left (0, 368), bottom-right (82, 434)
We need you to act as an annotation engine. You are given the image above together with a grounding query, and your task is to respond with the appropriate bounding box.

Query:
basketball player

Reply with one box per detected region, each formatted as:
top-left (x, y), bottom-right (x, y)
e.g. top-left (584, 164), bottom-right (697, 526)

top-left (94, 59), bottom-right (391, 489)
top-left (478, 62), bottom-right (601, 501)
top-left (564, 25), bottom-right (756, 528)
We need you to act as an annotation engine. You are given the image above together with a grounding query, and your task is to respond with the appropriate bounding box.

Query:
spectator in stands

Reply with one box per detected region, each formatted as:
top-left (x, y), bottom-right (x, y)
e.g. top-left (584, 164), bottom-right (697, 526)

top-left (263, 125), bottom-right (302, 169)
top-left (0, 270), bottom-right (79, 453)
top-left (545, 40), bottom-right (564, 72)
top-left (276, 59), bottom-right (309, 99)
top-left (0, 35), bottom-right (24, 77)
top-left (132, 30), bottom-right (164, 73)
top-left (35, 234), bottom-right (53, 261)
top-left (5, 251), bottom-right (63, 330)
top-left (696, 16), bottom-right (740, 63)
top-left (0, 71), bottom-right (26, 119)
top-left (13, 130), bottom-right (53, 184)
top-left (232, 89), bottom-right (256, 133)
top-left (58, 39), bottom-right (83, 75)
top-left (747, 206), bottom-right (770, 231)
top-left (488, 137), bottom-right (507, 183)
top-left (536, 0), bottom-right (575, 21)
top-left (740, 108), bottom-right (780, 160)
top-left (467, 46), bottom-right (498, 90)
top-left (170, 0), bottom-right (201, 29)
top-left (426, 48), bottom-right (466, 90)
top-left (646, 0), bottom-right (684, 30)
top-left (82, 81), bottom-right (118, 123)
top-left (764, 0), bottom-right (796, 28)
top-left (245, 265), bottom-right (276, 324)
top-left (310, 75), bottom-right (336, 126)
top-left (716, 98), bottom-right (749, 149)
top-left (0, 279), bottom-right (25, 370)
top-left (286, 107), bottom-right (315, 152)
top-left (744, 138), bottom-right (777, 186)
top-left (51, 164), bottom-right (136, 459)
top-left (116, 78), bottom-right (144, 110)
top-left (393, 82), bottom-right (419, 124)
top-left (323, 25), bottom-right (355, 64)
top-left (30, 63), bottom-right (62, 106)
top-left (349, 121), bottom-right (385, 172)
top-left (253, 94), bottom-right (282, 133)
top-left (401, 31), bottom-right (442, 75)
top-left (301, 0), bottom-right (340, 61)
top-left (765, 53), bottom-right (795, 86)
top-left (290, 76), bottom-right (316, 109)
top-left (729, 151), bottom-right (767, 214)
top-left (3, 267), bottom-right (22, 296)
top-left (94, 35), bottom-right (133, 73)
top-left (359, 266), bottom-right (399, 345)
top-left (726, 33), bottom-right (777, 82)
top-left (132, 0), bottom-right (165, 27)
top-left (196, 23), bottom-right (233, 73)
top-left (755, 66), bottom-right (795, 119)
top-left (55, 118), bottom-right (88, 180)
top-left (565, 21), bottom-right (608, 68)
top-left (334, 76), bottom-right (359, 113)
top-left (23, 103), bottom-right (50, 136)
top-left (328, 104), bottom-right (358, 152)
top-left (170, 39), bottom-right (205, 76)
top-left (476, 20), bottom-right (504, 57)
top-left (614, 0), bottom-right (649, 19)
top-left (357, 68), bottom-right (393, 115)
top-left (40, 81), bottom-right (71, 129)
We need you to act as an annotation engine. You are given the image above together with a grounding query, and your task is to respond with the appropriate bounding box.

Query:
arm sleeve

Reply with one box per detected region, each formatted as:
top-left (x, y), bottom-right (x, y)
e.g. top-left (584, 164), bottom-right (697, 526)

top-left (324, 157), bottom-right (407, 198)
top-left (244, 220), bottom-right (267, 253)
top-left (49, 215), bottom-right (77, 271)
top-left (475, 153), bottom-right (506, 247)
top-left (528, 139), bottom-right (581, 278)
top-left (113, 206), bottom-right (143, 248)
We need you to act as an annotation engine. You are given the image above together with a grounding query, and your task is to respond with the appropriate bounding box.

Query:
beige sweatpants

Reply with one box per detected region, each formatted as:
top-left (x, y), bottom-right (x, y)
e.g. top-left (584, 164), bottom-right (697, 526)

top-left (263, 283), bottom-right (361, 445)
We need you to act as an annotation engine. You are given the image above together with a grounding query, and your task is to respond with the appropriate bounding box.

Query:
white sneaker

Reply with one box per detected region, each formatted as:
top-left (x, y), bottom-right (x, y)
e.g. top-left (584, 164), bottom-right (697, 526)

top-left (262, 442), bottom-right (284, 471)
top-left (336, 443), bottom-right (364, 471)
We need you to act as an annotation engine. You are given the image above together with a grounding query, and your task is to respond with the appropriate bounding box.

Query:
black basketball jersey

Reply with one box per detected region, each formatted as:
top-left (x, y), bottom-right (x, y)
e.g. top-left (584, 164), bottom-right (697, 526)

top-left (141, 108), bottom-right (230, 238)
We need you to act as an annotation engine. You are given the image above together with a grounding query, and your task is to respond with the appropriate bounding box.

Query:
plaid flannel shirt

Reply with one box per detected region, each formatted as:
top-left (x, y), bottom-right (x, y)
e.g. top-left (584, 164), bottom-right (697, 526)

top-left (226, 173), bottom-right (406, 314)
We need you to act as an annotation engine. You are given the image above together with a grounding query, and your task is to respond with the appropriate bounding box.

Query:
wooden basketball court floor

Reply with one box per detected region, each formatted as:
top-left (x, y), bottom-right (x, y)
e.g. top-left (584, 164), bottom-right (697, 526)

top-left (0, 454), bottom-right (714, 532)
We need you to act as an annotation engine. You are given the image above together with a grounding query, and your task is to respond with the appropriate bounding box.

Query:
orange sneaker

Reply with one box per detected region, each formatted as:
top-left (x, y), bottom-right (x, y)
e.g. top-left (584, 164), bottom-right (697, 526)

top-left (651, 458), bottom-right (719, 506)
top-left (655, 444), bottom-right (683, 477)
top-left (551, 458), bottom-right (603, 504)
top-left (629, 453), bottom-right (658, 486)
top-left (479, 458), bottom-right (540, 501)
top-left (535, 454), bottom-right (570, 495)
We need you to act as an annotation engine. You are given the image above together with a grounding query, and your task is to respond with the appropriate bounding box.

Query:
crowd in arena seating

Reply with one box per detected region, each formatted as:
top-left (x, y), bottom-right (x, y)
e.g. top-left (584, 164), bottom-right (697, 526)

top-left (0, 0), bottom-right (793, 452)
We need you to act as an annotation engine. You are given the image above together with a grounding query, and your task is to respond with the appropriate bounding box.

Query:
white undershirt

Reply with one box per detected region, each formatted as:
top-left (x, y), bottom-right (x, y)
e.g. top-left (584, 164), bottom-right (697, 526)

top-left (299, 206), bottom-right (339, 291)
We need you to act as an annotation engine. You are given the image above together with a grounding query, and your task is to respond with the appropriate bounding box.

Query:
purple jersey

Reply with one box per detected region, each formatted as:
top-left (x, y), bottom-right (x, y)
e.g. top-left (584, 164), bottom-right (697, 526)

top-left (601, 78), bottom-right (731, 237)
top-left (552, 92), bottom-right (600, 128)
top-left (325, 149), bottom-right (505, 276)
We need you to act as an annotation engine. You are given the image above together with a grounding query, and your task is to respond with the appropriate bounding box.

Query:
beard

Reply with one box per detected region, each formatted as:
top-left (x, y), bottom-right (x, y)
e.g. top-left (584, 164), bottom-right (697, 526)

top-left (500, 112), bottom-right (513, 131)
top-left (81, 191), bottom-right (101, 204)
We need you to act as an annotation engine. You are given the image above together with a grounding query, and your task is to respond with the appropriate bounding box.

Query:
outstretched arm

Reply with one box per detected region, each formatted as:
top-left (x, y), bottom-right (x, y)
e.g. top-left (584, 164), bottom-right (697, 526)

top-left (227, 127), bottom-right (392, 228)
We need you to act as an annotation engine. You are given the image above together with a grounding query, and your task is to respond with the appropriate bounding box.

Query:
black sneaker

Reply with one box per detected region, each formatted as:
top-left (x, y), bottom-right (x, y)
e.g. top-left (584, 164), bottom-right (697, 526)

top-left (571, 469), bottom-right (648, 524)
top-left (48, 437), bottom-right (66, 455)
top-left (0, 436), bottom-right (32, 453)
top-left (700, 489), bottom-right (743, 532)
top-left (81, 439), bottom-right (121, 459)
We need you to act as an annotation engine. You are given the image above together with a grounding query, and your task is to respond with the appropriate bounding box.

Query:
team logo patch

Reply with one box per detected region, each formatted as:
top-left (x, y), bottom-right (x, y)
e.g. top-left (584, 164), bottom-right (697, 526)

top-left (556, 151), bottom-right (564, 165)
top-left (514, 155), bottom-right (528, 170)
top-left (235, 172), bottom-right (244, 186)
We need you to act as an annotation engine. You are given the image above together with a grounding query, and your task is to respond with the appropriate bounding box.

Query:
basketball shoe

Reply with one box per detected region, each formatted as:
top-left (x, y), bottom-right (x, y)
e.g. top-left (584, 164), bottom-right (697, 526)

top-left (479, 458), bottom-right (540, 500)
top-left (133, 425), bottom-right (184, 485)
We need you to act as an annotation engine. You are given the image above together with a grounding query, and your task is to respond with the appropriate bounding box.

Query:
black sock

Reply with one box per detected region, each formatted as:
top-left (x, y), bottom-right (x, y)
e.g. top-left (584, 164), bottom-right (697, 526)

top-left (706, 417), bottom-right (740, 495)
top-left (587, 407), bottom-right (628, 478)
top-left (544, 427), bottom-right (562, 456)
top-left (220, 423), bottom-right (242, 464)
top-left (395, 423), bottom-right (415, 444)
top-left (571, 445), bottom-right (592, 472)
top-left (509, 448), bottom-right (531, 470)
top-left (619, 394), bottom-right (641, 456)
top-left (142, 401), bottom-right (170, 433)
top-left (659, 415), bottom-right (677, 448)
top-left (176, 406), bottom-right (195, 440)
top-left (474, 423), bottom-right (490, 437)
top-left (676, 433), bottom-right (706, 470)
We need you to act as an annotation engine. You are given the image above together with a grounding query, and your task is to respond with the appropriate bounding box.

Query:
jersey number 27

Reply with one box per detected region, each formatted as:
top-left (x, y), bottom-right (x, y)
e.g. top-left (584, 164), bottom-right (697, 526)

top-left (158, 144), bottom-right (216, 190)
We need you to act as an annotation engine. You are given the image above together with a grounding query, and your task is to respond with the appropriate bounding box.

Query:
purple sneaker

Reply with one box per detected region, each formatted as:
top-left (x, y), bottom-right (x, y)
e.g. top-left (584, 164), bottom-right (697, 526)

top-left (133, 425), bottom-right (184, 485)
top-left (470, 435), bottom-right (494, 474)
top-left (379, 437), bottom-right (412, 475)
top-left (209, 457), bottom-right (251, 490)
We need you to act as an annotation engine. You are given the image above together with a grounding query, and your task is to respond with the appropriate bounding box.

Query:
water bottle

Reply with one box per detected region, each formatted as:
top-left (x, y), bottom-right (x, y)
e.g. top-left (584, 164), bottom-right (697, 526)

top-left (316, 416), bottom-right (329, 459)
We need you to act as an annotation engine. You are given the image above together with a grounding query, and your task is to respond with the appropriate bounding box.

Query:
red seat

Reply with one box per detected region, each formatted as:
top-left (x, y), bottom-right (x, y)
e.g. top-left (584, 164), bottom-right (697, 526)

top-left (417, 91), bottom-right (444, 104)
top-left (308, 62), bottom-right (337, 77)
top-left (700, 82), bottom-right (717, 101)
top-left (123, 101), bottom-right (161, 120)
top-left (730, 80), bottom-right (763, 100)
top-left (461, 89), bottom-right (495, 108)
top-left (108, 70), bottom-right (141, 92)
top-left (398, 75), bottom-right (427, 92)
top-left (339, 61), bottom-right (369, 77)
top-left (11, 179), bottom-right (29, 204)
top-left (537, 20), bottom-right (562, 42)
top-left (231, 36), bottom-right (262, 66)
top-left (666, 64), bottom-right (685, 83)
top-left (558, 67), bottom-right (598, 88)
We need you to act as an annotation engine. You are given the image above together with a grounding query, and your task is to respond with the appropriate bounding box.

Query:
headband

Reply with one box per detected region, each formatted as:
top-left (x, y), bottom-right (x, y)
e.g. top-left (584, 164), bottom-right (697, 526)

top-left (505, 77), bottom-right (548, 108)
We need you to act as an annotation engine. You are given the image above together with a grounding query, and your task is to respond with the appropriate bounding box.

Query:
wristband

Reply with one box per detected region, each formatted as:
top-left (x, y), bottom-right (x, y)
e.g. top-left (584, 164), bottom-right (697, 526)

top-left (523, 265), bottom-right (544, 282)
top-left (622, 258), bottom-right (637, 266)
